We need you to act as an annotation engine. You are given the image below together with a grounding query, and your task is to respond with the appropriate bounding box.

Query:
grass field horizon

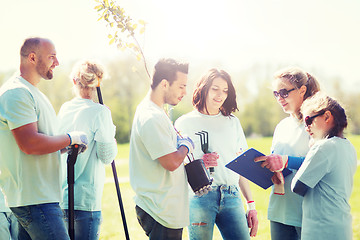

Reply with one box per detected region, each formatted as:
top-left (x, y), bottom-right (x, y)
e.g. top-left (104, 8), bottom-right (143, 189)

top-left (100, 136), bottom-right (360, 239)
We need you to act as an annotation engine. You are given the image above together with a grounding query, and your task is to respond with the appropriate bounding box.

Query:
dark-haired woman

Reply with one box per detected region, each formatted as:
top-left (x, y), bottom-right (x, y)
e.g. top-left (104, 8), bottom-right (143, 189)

top-left (175, 68), bottom-right (258, 240)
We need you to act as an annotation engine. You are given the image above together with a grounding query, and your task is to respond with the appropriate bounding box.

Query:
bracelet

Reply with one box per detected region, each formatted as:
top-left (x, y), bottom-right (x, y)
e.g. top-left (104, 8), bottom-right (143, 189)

top-left (67, 133), bottom-right (72, 145)
top-left (283, 155), bottom-right (289, 168)
top-left (246, 201), bottom-right (256, 211)
top-left (179, 144), bottom-right (190, 154)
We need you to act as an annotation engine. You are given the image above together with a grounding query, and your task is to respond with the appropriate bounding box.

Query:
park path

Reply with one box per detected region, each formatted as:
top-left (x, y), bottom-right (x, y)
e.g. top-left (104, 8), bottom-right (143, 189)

top-left (105, 158), bottom-right (129, 184)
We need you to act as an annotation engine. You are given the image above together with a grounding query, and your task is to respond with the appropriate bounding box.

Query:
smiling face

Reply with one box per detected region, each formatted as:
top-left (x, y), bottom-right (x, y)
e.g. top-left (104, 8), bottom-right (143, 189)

top-left (204, 77), bottom-right (228, 115)
top-left (35, 40), bottom-right (59, 80)
top-left (273, 77), bottom-right (306, 117)
top-left (164, 71), bottom-right (188, 106)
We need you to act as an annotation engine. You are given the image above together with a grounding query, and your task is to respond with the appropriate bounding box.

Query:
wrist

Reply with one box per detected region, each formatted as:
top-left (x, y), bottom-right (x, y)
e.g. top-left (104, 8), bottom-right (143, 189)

top-left (246, 201), bottom-right (256, 211)
top-left (283, 155), bottom-right (288, 168)
top-left (179, 145), bottom-right (190, 154)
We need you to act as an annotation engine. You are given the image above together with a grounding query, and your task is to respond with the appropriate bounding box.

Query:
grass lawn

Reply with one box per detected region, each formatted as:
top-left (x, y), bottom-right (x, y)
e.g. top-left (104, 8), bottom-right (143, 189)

top-left (100, 136), bottom-right (360, 239)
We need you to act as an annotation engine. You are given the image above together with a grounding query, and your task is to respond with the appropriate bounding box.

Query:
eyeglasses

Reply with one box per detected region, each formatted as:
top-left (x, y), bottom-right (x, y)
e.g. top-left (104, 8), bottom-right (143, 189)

top-left (304, 111), bottom-right (325, 126)
top-left (273, 88), bottom-right (296, 99)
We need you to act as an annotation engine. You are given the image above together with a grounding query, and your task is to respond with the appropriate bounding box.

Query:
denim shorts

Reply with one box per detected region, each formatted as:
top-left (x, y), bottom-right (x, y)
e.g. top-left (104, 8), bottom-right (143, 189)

top-left (63, 209), bottom-right (102, 240)
top-left (188, 185), bottom-right (250, 240)
top-left (10, 203), bottom-right (70, 240)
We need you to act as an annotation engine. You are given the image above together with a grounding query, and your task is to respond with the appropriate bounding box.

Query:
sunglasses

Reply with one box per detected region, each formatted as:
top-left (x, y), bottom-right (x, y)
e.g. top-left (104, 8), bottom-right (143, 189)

top-left (273, 88), bottom-right (296, 99)
top-left (304, 111), bottom-right (325, 126)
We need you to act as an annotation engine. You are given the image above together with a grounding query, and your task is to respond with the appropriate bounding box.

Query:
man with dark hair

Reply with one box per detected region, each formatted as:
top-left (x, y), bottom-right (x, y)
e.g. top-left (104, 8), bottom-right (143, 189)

top-left (0, 37), bottom-right (88, 240)
top-left (129, 58), bottom-right (193, 240)
top-left (151, 58), bottom-right (189, 89)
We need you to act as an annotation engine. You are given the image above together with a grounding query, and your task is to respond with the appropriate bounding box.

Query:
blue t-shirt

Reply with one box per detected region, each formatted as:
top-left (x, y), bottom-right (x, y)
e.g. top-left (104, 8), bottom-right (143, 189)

top-left (292, 137), bottom-right (357, 240)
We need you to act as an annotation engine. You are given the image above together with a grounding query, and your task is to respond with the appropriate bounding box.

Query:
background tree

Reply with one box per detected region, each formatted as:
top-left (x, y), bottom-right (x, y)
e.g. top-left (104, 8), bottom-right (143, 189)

top-left (95, 0), bottom-right (150, 79)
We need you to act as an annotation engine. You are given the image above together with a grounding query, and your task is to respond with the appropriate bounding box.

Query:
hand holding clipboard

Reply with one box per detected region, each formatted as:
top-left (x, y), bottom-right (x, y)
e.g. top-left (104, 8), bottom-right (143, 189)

top-left (225, 148), bottom-right (292, 190)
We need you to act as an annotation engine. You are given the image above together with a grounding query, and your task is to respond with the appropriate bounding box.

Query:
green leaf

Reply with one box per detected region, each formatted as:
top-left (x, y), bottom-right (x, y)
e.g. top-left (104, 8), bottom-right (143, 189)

top-left (109, 38), bottom-right (115, 45)
top-left (94, 4), bottom-right (103, 11)
top-left (108, 34), bottom-right (113, 39)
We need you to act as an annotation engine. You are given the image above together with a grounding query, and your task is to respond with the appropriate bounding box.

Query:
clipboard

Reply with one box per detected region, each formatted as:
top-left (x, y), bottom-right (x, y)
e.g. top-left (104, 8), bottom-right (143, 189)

top-left (225, 148), bottom-right (292, 189)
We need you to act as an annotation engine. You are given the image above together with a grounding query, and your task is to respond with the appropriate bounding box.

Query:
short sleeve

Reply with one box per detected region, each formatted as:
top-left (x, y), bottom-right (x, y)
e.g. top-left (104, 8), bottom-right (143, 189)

top-left (1, 88), bottom-right (37, 130)
top-left (294, 144), bottom-right (330, 188)
top-left (140, 116), bottom-right (176, 160)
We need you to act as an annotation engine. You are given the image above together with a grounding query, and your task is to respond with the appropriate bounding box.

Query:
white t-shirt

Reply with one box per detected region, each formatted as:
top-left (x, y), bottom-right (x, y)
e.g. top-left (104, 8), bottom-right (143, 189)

top-left (268, 116), bottom-right (310, 227)
top-left (129, 95), bottom-right (189, 228)
top-left (175, 110), bottom-right (248, 187)
top-left (57, 97), bottom-right (116, 211)
top-left (0, 76), bottom-right (61, 207)
top-left (292, 137), bottom-right (357, 240)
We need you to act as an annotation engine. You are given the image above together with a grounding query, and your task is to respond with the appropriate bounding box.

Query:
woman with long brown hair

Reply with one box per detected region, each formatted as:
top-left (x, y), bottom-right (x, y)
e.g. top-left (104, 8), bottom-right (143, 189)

top-left (175, 68), bottom-right (258, 239)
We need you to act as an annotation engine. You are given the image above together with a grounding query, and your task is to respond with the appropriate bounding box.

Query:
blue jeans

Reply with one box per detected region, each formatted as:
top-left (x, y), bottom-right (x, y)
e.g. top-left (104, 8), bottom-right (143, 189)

top-left (0, 212), bottom-right (18, 239)
top-left (10, 203), bottom-right (70, 240)
top-left (136, 206), bottom-right (183, 240)
top-left (270, 221), bottom-right (301, 240)
top-left (63, 209), bottom-right (102, 240)
top-left (188, 185), bottom-right (250, 240)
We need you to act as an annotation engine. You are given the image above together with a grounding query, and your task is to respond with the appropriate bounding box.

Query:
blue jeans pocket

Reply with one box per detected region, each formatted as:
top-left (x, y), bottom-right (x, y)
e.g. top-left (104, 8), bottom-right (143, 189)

top-left (10, 206), bottom-right (32, 229)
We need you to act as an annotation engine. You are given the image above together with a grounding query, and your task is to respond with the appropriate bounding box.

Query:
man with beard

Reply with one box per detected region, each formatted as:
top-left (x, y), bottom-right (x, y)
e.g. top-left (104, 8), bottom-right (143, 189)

top-left (129, 58), bottom-right (194, 240)
top-left (0, 37), bottom-right (88, 240)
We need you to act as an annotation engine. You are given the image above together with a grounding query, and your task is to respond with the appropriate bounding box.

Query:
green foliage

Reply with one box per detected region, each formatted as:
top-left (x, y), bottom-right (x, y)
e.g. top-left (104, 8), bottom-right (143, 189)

top-left (237, 73), bottom-right (287, 137)
top-left (94, 0), bottom-right (150, 78)
top-left (4, 56), bottom-right (360, 143)
top-left (95, 58), bottom-right (149, 143)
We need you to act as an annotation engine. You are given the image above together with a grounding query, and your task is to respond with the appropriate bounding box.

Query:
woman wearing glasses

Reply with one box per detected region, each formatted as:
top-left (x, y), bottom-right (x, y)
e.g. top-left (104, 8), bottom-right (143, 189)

top-left (255, 67), bottom-right (320, 240)
top-left (292, 93), bottom-right (356, 240)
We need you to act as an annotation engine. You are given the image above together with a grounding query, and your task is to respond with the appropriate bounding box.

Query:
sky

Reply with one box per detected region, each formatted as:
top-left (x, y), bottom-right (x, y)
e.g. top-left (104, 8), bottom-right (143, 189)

top-left (1, 0), bottom-right (360, 90)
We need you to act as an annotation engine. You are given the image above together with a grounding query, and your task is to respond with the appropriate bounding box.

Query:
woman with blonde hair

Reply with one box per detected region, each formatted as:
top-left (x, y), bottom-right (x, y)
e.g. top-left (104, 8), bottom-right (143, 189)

top-left (255, 67), bottom-right (320, 240)
top-left (58, 60), bottom-right (117, 240)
